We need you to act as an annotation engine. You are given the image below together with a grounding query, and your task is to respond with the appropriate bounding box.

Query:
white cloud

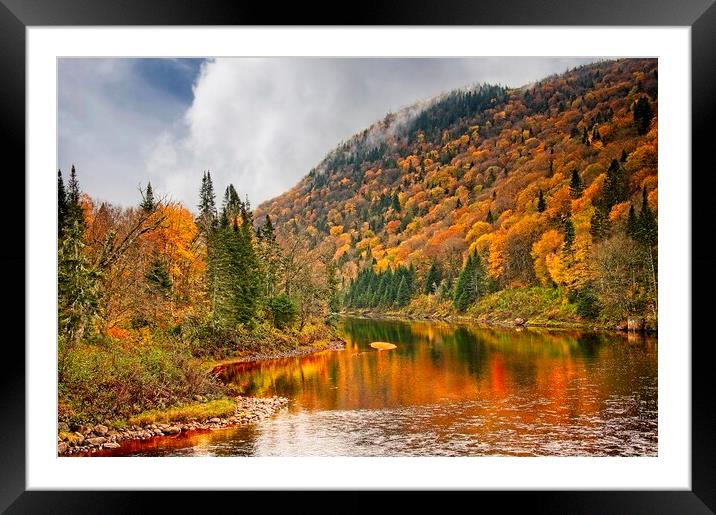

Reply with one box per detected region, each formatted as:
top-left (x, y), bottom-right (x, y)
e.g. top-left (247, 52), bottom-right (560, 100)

top-left (61, 57), bottom-right (600, 211)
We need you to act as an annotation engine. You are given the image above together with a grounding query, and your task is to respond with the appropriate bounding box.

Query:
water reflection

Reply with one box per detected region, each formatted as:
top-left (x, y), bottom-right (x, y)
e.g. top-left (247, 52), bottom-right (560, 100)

top-left (96, 317), bottom-right (657, 457)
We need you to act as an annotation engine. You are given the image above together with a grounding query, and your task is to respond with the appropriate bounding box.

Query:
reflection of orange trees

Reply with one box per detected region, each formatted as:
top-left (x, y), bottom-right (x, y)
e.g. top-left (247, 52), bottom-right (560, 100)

top-left (220, 318), bottom-right (656, 426)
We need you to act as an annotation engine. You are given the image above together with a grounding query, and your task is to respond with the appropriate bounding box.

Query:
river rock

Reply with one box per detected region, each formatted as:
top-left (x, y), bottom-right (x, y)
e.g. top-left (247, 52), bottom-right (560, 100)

top-left (103, 442), bottom-right (121, 449)
top-left (514, 318), bottom-right (526, 326)
top-left (164, 426), bottom-right (181, 435)
top-left (94, 424), bottom-right (109, 436)
top-left (58, 442), bottom-right (68, 454)
top-left (86, 437), bottom-right (106, 446)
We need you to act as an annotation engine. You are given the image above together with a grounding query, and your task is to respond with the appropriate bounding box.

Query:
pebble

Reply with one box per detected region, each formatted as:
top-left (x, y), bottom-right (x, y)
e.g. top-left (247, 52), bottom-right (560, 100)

top-left (59, 395), bottom-right (290, 456)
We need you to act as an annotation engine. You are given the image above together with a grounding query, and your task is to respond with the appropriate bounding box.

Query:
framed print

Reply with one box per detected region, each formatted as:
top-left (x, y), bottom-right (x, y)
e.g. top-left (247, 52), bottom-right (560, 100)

top-left (4, 0), bottom-right (715, 511)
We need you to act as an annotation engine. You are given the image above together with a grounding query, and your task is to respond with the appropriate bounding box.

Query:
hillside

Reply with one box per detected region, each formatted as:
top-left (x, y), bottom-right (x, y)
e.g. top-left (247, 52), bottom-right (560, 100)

top-left (256, 58), bottom-right (658, 328)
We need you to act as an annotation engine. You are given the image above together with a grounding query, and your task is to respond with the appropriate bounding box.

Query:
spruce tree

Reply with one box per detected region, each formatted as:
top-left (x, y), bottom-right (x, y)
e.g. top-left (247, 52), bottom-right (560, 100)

top-left (66, 165), bottom-right (85, 231)
top-left (590, 203), bottom-right (611, 242)
top-left (604, 159), bottom-right (627, 209)
top-left (424, 262), bottom-right (441, 295)
top-left (563, 218), bottom-right (576, 252)
top-left (453, 252), bottom-right (487, 312)
top-left (633, 97), bottom-right (653, 135)
top-left (396, 276), bottom-right (410, 307)
top-left (637, 187), bottom-right (657, 247)
top-left (537, 189), bottom-right (546, 212)
top-left (569, 169), bottom-right (583, 198)
top-left (58, 170), bottom-right (68, 236)
top-left (486, 209), bottom-right (494, 224)
top-left (140, 182), bottom-right (156, 212)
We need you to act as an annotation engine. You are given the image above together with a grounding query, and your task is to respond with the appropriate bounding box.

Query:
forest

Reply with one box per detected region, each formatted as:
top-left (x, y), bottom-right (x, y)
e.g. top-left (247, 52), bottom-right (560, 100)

top-left (257, 58), bottom-right (658, 330)
top-left (58, 58), bottom-right (658, 430)
top-left (57, 167), bottom-right (340, 428)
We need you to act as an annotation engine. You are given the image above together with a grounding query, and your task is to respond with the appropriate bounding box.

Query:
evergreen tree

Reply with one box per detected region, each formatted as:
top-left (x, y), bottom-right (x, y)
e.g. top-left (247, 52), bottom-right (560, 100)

top-left (537, 189), bottom-right (546, 212)
top-left (569, 169), bottom-right (583, 198)
top-left (58, 170), bottom-right (68, 236)
top-left (65, 165), bottom-right (85, 231)
top-left (590, 204), bottom-right (611, 242)
top-left (395, 276), bottom-right (410, 307)
top-left (633, 97), bottom-right (653, 135)
top-left (145, 257), bottom-right (172, 291)
top-left (260, 214), bottom-right (276, 241)
top-left (486, 209), bottom-right (494, 224)
top-left (604, 159), bottom-right (627, 209)
top-left (58, 166), bottom-right (98, 344)
top-left (637, 187), bottom-right (657, 247)
top-left (620, 148), bottom-right (628, 163)
top-left (563, 218), bottom-right (576, 252)
top-left (391, 193), bottom-right (401, 212)
top-left (198, 171), bottom-right (217, 226)
top-left (453, 252), bottom-right (487, 312)
top-left (424, 262), bottom-right (441, 295)
top-left (140, 182), bottom-right (156, 212)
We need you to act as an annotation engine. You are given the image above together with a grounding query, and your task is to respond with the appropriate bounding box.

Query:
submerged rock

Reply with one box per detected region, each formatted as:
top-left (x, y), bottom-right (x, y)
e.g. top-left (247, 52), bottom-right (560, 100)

top-left (370, 341), bottom-right (397, 350)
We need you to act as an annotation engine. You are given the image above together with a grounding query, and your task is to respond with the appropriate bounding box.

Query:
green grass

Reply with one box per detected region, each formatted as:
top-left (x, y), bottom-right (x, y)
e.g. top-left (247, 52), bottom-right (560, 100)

top-left (468, 287), bottom-right (581, 325)
top-left (127, 398), bottom-right (236, 426)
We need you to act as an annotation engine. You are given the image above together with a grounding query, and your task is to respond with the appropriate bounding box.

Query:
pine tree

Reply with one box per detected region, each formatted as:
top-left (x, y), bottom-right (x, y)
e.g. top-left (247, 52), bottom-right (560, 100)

top-left (486, 209), bottom-right (494, 224)
top-left (637, 187), bottom-right (657, 247)
top-left (392, 193), bottom-right (401, 212)
top-left (58, 170), bottom-right (68, 236)
top-left (395, 276), bottom-right (410, 307)
top-left (424, 262), bottom-right (441, 295)
top-left (590, 204), bottom-right (611, 242)
top-left (604, 159), bottom-right (627, 209)
top-left (453, 252), bottom-right (487, 312)
top-left (620, 149), bottom-right (628, 163)
top-left (140, 182), bottom-right (156, 212)
top-left (569, 169), bottom-right (584, 198)
top-left (563, 218), bottom-right (576, 252)
top-left (58, 166), bottom-right (98, 345)
top-left (633, 97), bottom-right (653, 135)
top-left (537, 189), bottom-right (546, 212)
top-left (145, 257), bottom-right (172, 291)
top-left (66, 165), bottom-right (85, 231)
top-left (198, 171), bottom-right (217, 226)
top-left (261, 214), bottom-right (275, 241)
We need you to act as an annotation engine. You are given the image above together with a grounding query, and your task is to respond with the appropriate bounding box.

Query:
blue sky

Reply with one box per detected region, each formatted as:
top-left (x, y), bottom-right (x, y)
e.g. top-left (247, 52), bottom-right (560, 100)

top-left (58, 57), bottom-right (600, 210)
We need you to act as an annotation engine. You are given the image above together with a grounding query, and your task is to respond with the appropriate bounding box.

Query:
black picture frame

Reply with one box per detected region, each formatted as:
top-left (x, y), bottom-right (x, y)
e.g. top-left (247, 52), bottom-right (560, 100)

top-left (3, 0), bottom-right (714, 511)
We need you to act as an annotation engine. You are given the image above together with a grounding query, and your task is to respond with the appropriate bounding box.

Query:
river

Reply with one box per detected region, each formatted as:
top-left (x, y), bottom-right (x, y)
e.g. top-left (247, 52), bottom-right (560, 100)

top-left (99, 317), bottom-right (658, 457)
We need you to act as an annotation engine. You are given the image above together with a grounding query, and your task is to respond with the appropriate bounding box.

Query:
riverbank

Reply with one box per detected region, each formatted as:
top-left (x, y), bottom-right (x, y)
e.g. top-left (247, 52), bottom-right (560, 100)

top-left (345, 286), bottom-right (656, 333)
top-left (58, 318), bottom-right (346, 456)
top-left (60, 396), bottom-right (289, 456)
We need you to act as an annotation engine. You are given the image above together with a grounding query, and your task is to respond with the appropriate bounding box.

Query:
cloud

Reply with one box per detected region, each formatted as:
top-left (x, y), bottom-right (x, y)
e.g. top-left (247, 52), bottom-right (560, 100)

top-left (60, 57), bottom-right (600, 210)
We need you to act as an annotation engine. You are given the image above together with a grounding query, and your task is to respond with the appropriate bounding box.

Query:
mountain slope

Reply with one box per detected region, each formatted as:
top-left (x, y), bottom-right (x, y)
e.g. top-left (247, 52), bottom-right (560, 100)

top-left (256, 58), bottom-right (658, 325)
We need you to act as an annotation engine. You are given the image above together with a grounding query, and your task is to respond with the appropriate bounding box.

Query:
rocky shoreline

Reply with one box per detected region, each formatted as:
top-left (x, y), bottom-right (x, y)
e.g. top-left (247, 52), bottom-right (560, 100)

top-left (59, 338), bottom-right (348, 456)
top-left (58, 396), bottom-right (289, 456)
